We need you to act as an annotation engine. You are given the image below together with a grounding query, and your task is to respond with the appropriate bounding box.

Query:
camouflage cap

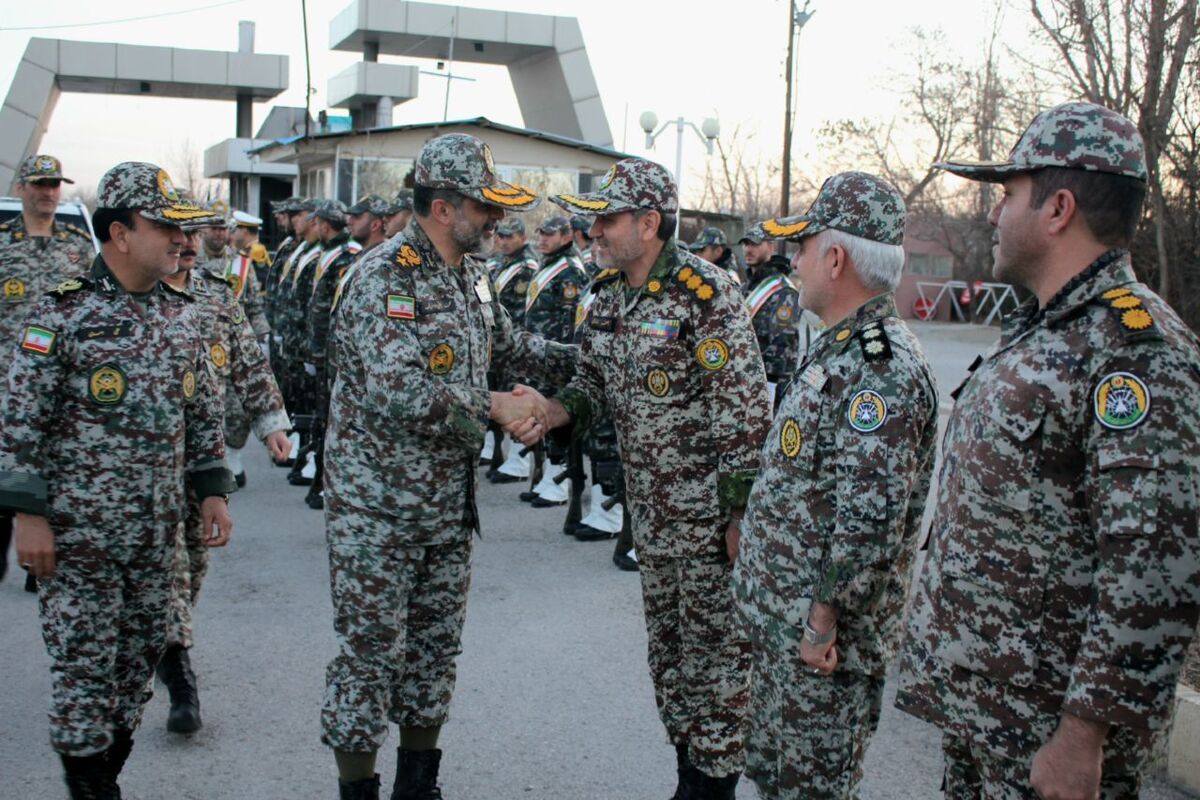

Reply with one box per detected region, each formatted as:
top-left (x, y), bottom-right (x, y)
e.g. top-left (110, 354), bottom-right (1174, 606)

top-left (537, 215), bottom-right (571, 235)
top-left (760, 171), bottom-right (906, 246)
top-left (552, 158), bottom-right (678, 216)
top-left (19, 154), bottom-right (74, 184)
top-left (738, 222), bottom-right (768, 244)
top-left (570, 215), bottom-right (592, 233)
top-left (96, 161), bottom-right (210, 226)
top-left (280, 196), bottom-right (307, 214)
top-left (688, 226), bottom-right (728, 251)
top-left (308, 199), bottom-right (347, 225)
top-left (496, 218), bottom-right (526, 237)
top-left (347, 194), bottom-right (390, 217)
top-left (415, 134), bottom-right (540, 211)
top-left (936, 101), bottom-right (1147, 183)
top-left (388, 189), bottom-right (414, 214)
top-left (299, 199), bottom-right (318, 213)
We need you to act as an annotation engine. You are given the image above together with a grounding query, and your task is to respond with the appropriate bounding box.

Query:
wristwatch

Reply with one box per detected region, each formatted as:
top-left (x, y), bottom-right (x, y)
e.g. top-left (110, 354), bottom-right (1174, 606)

top-left (803, 621), bottom-right (836, 646)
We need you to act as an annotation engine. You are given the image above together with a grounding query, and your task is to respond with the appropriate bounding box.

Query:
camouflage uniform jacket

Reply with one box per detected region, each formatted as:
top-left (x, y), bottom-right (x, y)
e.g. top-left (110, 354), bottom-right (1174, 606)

top-left (734, 294), bottom-right (938, 676)
top-left (306, 231), bottom-right (361, 371)
top-left (226, 243), bottom-right (270, 338)
top-left (523, 244), bottom-right (587, 344)
top-left (280, 242), bottom-right (323, 363)
top-left (492, 244), bottom-right (539, 330)
top-left (557, 241), bottom-right (772, 559)
top-left (329, 240), bottom-right (384, 371)
top-left (0, 256), bottom-right (233, 545)
top-left (189, 263), bottom-right (290, 439)
top-left (325, 219), bottom-right (576, 543)
top-left (0, 215), bottom-right (93, 349)
top-left (264, 235), bottom-right (298, 328)
top-left (897, 250), bottom-right (1200, 759)
top-left (742, 256), bottom-right (801, 384)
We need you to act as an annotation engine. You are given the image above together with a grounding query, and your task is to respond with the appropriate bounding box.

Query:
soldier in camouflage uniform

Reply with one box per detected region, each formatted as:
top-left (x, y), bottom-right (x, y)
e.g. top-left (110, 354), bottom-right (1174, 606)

top-left (323, 133), bottom-right (576, 800)
top-left (196, 214), bottom-right (232, 269)
top-left (384, 189), bottom-right (414, 238)
top-left (738, 222), bottom-right (804, 406)
top-left (896, 102), bottom-right (1200, 799)
top-left (523, 215), bottom-right (588, 506)
top-left (483, 217), bottom-right (540, 481)
top-left (273, 200), bottom-right (318, 465)
top-left (155, 221), bottom-right (291, 734)
top-left (513, 158), bottom-right (773, 799)
top-left (265, 196), bottom-right (305, 332)
top-left (303, 200), bottom-right (362, 510)
top-left (731, 173), bottom-right (939, 800)
top-left (0, 155), bottom-right (93, 586)
top-left (282, 203), bottom-right (325, 486)
top-left (571, 214), bottom-right (599, 278)
top-left (690, 225), bottom-right (742, 285)
top-left (2, 162), bottom-right (234, 798)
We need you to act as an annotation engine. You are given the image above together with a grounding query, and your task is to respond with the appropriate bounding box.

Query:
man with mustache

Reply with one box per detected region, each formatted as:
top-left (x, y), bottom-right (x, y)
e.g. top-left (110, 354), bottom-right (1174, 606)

top-left (1, 162), bottom-right (234, 798)
top-left (322, 133), bottom-right (576, 800)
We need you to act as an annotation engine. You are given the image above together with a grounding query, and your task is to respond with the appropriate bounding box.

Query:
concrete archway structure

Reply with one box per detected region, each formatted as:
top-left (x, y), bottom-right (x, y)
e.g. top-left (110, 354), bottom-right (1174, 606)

top-left (0, 34), bottom-right (287, 192)
top-left (329, 0), bottom-right (613, 147)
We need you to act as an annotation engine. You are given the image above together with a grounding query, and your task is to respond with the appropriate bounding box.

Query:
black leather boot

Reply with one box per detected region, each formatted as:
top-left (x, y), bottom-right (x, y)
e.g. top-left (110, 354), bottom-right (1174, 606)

top-left (391, 749), bottom-right (443, 800)
top-left (691, 770), bottom-right (739, 800)
top-left (0, 512), bottom-right (11, 582)
top-left (339, 775), bottom-right (381, 800)
top-left (670, 741), bottom-right (689, 800)
top-left (106, 729), bottom-right (134, 798)
top-left (61, 753), bottom-right (118, 800)
top-left (156, 644), bottom-right (202, 733)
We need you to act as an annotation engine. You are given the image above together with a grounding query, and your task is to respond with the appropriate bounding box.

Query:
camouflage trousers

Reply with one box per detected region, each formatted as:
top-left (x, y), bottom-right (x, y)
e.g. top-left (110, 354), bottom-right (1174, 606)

top-left (322, 517), bottom-right (473, 752)
top-left (941, 733), bottom-right (1146, 800)
top-left (639, 554), bottom-right (750, 778)
top-left (38, 538), bottom-right (174, 755)
top-left (167, 497), bottom-right (209, 650)
top-left (744, 623), bottom-right (883, 800)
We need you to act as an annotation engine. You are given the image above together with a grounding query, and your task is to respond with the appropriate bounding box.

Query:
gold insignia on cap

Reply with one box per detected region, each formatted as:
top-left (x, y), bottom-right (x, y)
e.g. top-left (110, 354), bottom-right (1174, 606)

top-left (157, 169), bottom-right (179, 201)
top-left (557, 193), bottom-right (609, 212)
top-left (429, 343), bottom-right (455, 375)
top-left (835, 329), bottom-right (852, 342)
top-left (161, 205), bottom-right (212, 221)
top-left (483, 143), bottom-right (497, 174)
top-left (598, 165), bottom-right (617, 190)
top-left (762, 218), bottom-right (810, 237)
top-left (646, 368), bottom-right (670, 397)
top-left (481, 185), bottom-right (537, 207)
top-left (89, 364), bottom-right (127, 406)
top-left (1101, 287), bottom-right (1133, 300)
top-left (35, 156), bottom-right (56, 172)
top-left (1110, 295), bottom-right (1142, 310)
top-left (780, 418), bottom-right (802, 458)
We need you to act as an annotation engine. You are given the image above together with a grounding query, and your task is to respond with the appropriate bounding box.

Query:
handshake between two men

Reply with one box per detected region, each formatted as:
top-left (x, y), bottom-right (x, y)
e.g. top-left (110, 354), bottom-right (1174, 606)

top-left (489, 385), bottom-right (569, 447)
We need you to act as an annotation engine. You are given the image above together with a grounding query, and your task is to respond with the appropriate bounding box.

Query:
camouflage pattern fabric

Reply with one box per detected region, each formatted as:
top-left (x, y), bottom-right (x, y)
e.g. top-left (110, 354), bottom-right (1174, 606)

top-left (554, 241), bottom-right (770, 777)
top-left (491, 243), bottom-right (538, 330)
top-left (896, 251), bottom-right (1200, 776)
top-left (760, 171), bottom-right (906, 246)
top-left (322, 217), bottom-right (575, 747)
top-left (388, 189), bottom-right (414, 215)
top-left (266, 234), bottom-right (301, 376)
top-left (322, 532), bottom-right (473, 750)
top-left (0, 216), bottom-right (93, 348)
top-left (937, 101), bottom-right (1148, 182)
top-left (346, 194), bottom-right (391, 218)
top-left (169, 499), bottom-right (208, 650)
top-left (95, 161), bottom-right (210, 225)
top-left (553, 157), bottom-right (680, 216)
top-left (941, 733), bottom-right (1146, 800)
top-left (280, 241), bottom-right (324, 418)
top-left (742, 255), bottom-right (801, 384)
top-left (19, 154), bottom-right (75, 184)
top-left (745, 619), bottom-right (884, 800)
top-left (0, 256), bottom-right (232, 755)
top-left (688, 226), bottom-right (728, 251)
top-left (556, 242), bottom-right (771, 559)
top-left (414, 133), bottom-right (539, 210)
top-left (523, 244), bottom-right (587, 345)
top-left (640, 554), bottom-right (751, 777)
top-left (733, 293), bottom-right (938, 798)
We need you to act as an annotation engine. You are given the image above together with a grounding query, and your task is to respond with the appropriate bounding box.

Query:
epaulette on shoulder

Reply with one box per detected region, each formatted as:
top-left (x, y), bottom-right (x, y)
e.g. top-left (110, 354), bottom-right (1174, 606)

top-left (65, 224), bottom-right (91, 239)
top-left (249, 242), bottom-right (270, 264)
top-left (47, 277), bottom-right (91, 299)
top-left (160, 281), bottom-right (194, 300)
top-left (0, 222), bottom-right (9, 232)
top-left (395, 242), bottom-right (422, 269)
top-left (672, 258), bottom-right (717, 302)
top-left (856, 320), bottom-right (893, 363)
top-left (1096, 285), bottom-right (1163, 342)
top-left (592, 268), bottom-right (620, 285)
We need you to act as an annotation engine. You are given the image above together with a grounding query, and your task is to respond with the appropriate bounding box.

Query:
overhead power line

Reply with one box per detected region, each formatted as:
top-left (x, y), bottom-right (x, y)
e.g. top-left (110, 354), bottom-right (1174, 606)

top-left (0, 1), bottom-right (246, 32)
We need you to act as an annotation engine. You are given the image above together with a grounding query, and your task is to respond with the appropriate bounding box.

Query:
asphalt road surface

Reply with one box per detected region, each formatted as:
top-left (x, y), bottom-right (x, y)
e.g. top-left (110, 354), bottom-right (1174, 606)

top-left (1, 321), bottom-right (1195, 799)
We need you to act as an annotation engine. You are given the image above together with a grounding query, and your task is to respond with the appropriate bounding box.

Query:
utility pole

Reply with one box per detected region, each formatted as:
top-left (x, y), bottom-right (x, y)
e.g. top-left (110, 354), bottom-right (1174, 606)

top-left (781, 2), bottom-right (814, 216)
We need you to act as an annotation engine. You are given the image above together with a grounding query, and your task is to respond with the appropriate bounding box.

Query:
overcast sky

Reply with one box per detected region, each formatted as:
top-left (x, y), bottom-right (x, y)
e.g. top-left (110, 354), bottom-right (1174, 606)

top-left (0, 0), bottom-right (1038, 202)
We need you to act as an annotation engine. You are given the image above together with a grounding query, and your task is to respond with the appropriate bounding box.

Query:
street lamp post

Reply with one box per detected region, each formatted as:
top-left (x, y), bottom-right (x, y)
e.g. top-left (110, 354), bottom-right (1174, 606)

top-left (638, 112), bottom-right (720, 232)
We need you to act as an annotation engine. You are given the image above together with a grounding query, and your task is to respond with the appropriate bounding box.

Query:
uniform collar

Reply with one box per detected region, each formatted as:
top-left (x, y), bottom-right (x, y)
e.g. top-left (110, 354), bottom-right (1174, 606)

top-left (1002, 249), bottom-right (1132, 342)
top-left (822, 293), bottom-right (898, 354)
top-left (503, 244), bottom-right (538, 268)
top-left (405, 217), bottom-right (449, 273)
top-left (89, 255), bottom-right (183, 299)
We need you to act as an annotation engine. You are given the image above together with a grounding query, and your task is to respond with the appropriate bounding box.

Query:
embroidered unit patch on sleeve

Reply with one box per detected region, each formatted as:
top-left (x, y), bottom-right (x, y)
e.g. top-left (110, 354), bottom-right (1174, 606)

top-left (695, 337), bottom-right (729, 371)
top-left (21, 325), bottom-right (56, 355)
top-left (181, 369), bottom-right (196, 400)
top-left (847, 389), bottom-right (888, 433)
top-left (780, 418), bottom-right (802, 457)
top-left (1094, 372), bottom-right (1150, 430)
top-left (89, 364), bottom-right (127, 405)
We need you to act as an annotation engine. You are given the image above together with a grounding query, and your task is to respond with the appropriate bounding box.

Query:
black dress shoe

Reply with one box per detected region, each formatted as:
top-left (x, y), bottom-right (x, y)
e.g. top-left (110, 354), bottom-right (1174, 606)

top-left (518, 491), bottom-right (538, 503)
top-left (25, 572), bottom-right (37, 592)
top-left (575, 524), bottom-right (617, 541)
top-left (275, 458), bottom-right (295, 468)
top-left (234, 472), bottom-right (246, 489)
top-left (613, 549), bottom-right (639, 572)
top-left (530, 496), bottom-right (566, 508)
top-left (288, 474), bottom-right (313, 486)
top-left (305, 493), bottom-right (324, 510)
top-left (488, 472), bottom-right (523, 484)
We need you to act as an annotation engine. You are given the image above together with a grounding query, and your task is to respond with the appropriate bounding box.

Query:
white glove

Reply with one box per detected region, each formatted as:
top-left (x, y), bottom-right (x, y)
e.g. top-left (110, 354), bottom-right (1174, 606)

top-left (304, 363), bottom-right (318, 377)
top-left (260, 341), bottom-right (270, 357)
top-left (272, 334), bottom-right (283, 346)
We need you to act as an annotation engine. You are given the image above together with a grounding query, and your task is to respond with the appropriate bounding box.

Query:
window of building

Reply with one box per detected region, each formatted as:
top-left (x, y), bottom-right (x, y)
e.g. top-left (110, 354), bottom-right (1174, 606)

top-left (907, 252), bottom-right (954, 278)
top-left (349, 157), bottom-right (415, 203)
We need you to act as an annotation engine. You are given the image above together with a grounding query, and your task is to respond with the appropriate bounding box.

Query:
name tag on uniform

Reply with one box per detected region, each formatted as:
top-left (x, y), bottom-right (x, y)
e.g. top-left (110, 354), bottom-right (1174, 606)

top-left (474, 276), bottom-right (493, 304)
top-left (801, 363), bottom-right (828, 391)
top-left (418, 297), bottom-right (453, 315)
top-left (76, 321), bottom-right (134, 340)
top-left (590, 315), bottom-right (616, 332)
